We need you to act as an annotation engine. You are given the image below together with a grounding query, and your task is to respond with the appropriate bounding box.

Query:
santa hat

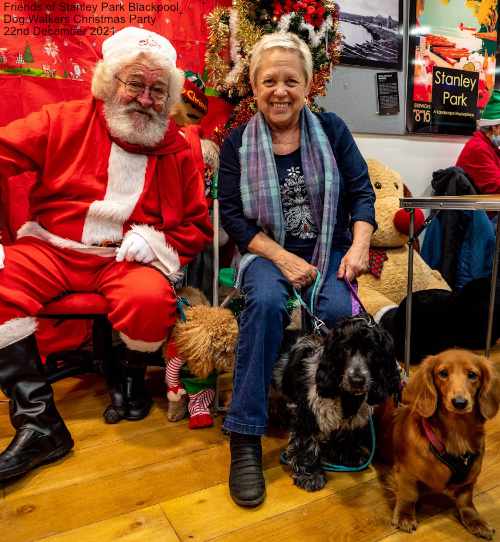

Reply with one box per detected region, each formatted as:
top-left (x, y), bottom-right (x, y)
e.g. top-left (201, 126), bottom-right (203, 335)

top-left (102, 27), bottom-right (177, 67)
top-left (182, 71), bottom-right (208, 115)
top-left (479, 89), bottom-right (500, 127)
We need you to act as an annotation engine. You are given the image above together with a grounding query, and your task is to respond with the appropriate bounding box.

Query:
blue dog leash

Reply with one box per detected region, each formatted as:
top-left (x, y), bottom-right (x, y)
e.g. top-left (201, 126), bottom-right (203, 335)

top-left (321, 415), bottom-right (376, 472)
top-left (292, 272), bottom-right (327, 336)
top-left (279, 415), bottom-right (376, 472)
top-left (292, 274), bottom-right (369, 335)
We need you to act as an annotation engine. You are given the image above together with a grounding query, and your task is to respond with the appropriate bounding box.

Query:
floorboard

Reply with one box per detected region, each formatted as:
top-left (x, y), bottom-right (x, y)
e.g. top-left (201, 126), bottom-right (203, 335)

top-left (1, 350), bottom-right (500, 541)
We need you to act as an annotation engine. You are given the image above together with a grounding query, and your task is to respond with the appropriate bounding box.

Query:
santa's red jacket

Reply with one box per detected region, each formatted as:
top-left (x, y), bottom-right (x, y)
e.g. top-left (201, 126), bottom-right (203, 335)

top-left (0, 98), bottom-right (213, 280)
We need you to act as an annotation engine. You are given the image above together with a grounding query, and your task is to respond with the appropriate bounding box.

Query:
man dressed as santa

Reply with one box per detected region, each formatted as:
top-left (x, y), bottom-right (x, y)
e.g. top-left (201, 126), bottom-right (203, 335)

top-left (0, 27), bottom-right (212, 482)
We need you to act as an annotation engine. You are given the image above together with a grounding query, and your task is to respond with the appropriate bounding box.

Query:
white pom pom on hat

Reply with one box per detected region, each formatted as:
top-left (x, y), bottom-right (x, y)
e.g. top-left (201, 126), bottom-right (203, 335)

top-left (101, 27), bottom-right (177, 66)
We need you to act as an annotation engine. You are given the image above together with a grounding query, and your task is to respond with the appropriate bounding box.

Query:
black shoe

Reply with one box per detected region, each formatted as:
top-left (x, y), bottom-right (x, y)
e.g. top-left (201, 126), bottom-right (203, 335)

top-left (0, 426), bottom-right (74, 481)
top-left (103, 348), bottom-right (153, 424)
top-left (0, 334), bottom-right (74, 482)
top-left (229, 432), bottom-right (266, 507)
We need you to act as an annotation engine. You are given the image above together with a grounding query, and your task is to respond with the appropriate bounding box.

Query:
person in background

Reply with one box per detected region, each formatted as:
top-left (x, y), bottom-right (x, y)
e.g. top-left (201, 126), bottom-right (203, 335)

top-left (0, 27), bottom-right (212, 483)
top-left (457, 88), bottom-right (500, 194)
top-left (218, 32), bottom-right (376, 508)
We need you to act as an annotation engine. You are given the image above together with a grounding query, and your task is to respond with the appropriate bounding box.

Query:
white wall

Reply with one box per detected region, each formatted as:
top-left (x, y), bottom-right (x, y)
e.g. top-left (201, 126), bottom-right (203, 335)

top-left (352, 132), bottom-right (468, 196)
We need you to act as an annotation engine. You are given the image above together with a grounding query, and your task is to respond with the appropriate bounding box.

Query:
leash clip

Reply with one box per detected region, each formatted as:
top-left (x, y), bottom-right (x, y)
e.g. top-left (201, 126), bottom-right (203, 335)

top-left (312, 316), bottom-right (328, 336)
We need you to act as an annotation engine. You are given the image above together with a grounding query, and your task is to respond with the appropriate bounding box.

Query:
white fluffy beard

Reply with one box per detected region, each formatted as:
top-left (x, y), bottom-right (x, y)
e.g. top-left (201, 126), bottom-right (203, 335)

top-left (103, 98), bottom-right (169, 147)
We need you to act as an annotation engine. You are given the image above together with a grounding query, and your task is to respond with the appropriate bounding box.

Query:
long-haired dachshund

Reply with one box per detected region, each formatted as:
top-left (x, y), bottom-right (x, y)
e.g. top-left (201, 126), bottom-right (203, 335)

top-left (274, 314), bottom-right (400, 491)
top-left (381, 349), bottom-right (500, 539)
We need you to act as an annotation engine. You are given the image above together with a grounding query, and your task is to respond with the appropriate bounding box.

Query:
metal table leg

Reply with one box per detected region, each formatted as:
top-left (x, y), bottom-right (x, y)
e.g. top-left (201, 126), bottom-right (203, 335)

top-left (404, 209), bottom-right (415, 374)
top-left (486, 213), bottom-right (500, 357)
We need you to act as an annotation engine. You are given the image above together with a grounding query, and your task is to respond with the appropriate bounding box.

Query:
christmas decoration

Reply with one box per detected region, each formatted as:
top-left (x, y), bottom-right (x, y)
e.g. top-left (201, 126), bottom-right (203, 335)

top-left (205, 0), bottom-right (341, 144)
top-left (23, 45), bottom-right (34, 64)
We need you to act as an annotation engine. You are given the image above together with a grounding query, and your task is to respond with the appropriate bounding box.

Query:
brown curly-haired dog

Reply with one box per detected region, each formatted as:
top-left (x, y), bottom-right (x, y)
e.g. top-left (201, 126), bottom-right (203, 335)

top-left (163, 287), bottom-right (238, 428)
top-left (380, 349), bottom-right (500, 539)
top-left (172, 304), bottom-right (238, 379)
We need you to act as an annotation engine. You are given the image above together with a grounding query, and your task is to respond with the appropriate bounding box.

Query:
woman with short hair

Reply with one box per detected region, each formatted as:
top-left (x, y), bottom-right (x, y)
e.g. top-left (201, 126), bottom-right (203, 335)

top-left (219, 32), bottom-right (376, 507)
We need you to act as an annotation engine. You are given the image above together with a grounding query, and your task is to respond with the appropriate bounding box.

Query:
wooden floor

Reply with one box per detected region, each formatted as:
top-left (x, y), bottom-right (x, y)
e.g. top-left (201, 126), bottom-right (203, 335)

top-left (2, 357), bottom-right (500, 542)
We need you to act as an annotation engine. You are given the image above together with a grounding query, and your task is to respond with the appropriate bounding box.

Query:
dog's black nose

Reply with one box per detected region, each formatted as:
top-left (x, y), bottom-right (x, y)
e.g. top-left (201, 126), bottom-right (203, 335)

top-left (452, 397), bottom-right (468, 410)
top-left (349, 375), bottom-right (366, 386)
top-left (347, 368), bottom-right (367, 389)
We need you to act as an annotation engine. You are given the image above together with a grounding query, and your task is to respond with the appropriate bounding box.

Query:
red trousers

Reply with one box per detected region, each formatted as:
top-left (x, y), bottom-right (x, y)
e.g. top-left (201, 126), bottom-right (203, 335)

top-left (0, 237), bottom-right (177, 350)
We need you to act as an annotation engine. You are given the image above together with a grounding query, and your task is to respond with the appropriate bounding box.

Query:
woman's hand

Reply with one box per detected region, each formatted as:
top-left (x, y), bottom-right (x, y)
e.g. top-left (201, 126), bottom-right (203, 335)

top-left (336, 244), bottom-right (369, 282)
top-left (246, 232), bottom-right (317, 289)
top-left (337, 221), bottom-right (373, 282)
top-left (275, 251), bottom-right (318, 290)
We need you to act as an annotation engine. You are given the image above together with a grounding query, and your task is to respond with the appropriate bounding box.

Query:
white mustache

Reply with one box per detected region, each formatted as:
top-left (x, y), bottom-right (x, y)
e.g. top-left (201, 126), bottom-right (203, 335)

top-left (123, 104), bottom-right (156, 120)
top-left (104, 99), bottom-right (168, 146)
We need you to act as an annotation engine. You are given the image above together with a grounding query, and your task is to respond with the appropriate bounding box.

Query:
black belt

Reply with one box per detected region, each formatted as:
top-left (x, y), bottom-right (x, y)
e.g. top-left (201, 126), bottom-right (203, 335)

top-left (91, 241), bottom-right (120, 248)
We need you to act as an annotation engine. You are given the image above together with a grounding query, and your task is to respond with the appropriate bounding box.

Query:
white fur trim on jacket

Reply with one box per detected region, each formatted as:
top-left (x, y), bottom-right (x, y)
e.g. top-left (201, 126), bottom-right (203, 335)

top-left (0, 317), bottom-right (37, 349)
top-left (17, 222), bottom-right (115, 257)
top-left (82, 143), bottom-right (148, 246)
top-left (119, 331), bottom-right (164, 353)
top-left (128, 224), bottom-right (183, 282)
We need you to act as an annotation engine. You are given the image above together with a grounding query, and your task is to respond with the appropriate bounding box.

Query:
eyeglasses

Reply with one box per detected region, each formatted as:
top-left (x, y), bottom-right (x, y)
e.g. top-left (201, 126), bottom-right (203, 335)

top-left (115, 76), bottom-right (169, 103)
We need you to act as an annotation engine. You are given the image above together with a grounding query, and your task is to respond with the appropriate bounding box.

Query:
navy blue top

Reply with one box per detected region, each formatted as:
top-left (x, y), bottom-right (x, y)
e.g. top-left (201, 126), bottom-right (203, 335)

top-left (218, 112), bottom-right (376, 255)
top-left (275, 148), bottom-right (318, 260)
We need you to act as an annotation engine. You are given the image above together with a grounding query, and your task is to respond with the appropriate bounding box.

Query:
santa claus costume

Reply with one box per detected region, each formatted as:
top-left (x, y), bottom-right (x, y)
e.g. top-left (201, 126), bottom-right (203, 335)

top-left (0, 27), bottom-right (212, 482)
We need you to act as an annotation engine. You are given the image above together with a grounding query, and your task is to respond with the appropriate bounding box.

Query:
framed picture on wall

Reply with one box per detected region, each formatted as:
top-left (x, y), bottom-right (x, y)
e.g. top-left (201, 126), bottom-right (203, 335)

top-left (406, 0), bottom-right (497, 134)
top-left (337, 0), bottom-right (404, 69)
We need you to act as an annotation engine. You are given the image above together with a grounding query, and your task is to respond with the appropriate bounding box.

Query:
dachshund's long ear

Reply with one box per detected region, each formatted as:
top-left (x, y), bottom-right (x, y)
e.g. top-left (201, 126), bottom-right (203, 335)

top-left (476, 356), bottom-right (500, 421)
top-left (316, 332), bottom-right (342, 399)
top-left (403, 355), bottom-right (438, 418)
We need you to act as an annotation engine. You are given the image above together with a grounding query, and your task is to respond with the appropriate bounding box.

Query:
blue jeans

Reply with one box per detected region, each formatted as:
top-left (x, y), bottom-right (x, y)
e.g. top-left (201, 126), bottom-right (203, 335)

top-left (223, 248), bottom-right (356, 436)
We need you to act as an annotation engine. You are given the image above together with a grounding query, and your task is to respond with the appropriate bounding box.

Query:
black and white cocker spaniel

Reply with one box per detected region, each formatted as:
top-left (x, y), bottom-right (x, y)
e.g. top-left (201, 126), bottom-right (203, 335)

top-left (274, 314), bottom-right (400, 492)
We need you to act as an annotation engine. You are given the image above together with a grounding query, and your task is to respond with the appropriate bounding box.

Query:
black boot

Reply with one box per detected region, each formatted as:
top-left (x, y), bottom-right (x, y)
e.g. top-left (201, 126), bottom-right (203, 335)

top-left (0, 334), bottom-right (74, 482)
top-left (229, 432), bottom-right (266, 507)
top-left (103, 347), bottom-right (153, 424)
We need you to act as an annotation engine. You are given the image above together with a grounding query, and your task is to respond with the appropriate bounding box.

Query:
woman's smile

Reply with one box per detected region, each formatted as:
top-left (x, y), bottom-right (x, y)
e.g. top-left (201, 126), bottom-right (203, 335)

top-left (271, 102), bottom-right (291, 112)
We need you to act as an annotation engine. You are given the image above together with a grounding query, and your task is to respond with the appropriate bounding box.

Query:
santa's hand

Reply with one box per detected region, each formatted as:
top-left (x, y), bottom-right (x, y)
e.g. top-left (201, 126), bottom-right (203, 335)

top-left (0, 244), bottom-right (4, 269)
top-left (115, 232), bottom-right (155, 264)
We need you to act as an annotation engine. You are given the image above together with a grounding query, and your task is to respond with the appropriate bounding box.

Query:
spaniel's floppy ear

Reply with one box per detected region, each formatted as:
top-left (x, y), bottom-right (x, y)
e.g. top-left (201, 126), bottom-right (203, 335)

top-left (476, 355), bottom-right (500, 421)
top-left (403, 355), bottom-right (438, 418)
top-left (316, 330), bottom-right (342, 398)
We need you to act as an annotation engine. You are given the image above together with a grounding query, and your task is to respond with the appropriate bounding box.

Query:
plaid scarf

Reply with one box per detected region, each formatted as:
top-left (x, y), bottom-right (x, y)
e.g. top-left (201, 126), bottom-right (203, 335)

top-left (239, 107), bottom-right (340, 308)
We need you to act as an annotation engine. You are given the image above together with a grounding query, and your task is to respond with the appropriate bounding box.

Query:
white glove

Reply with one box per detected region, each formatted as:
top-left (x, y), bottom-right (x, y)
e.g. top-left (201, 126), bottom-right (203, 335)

top-left (115, 232), bottom-right (155, 264)
top-left (0, 244), bottom-right (4, 269)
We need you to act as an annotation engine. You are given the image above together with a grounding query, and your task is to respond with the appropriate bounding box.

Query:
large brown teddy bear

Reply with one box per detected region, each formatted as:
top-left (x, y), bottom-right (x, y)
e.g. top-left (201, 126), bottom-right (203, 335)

top-left (358, 159), bottom-right (450, 317)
